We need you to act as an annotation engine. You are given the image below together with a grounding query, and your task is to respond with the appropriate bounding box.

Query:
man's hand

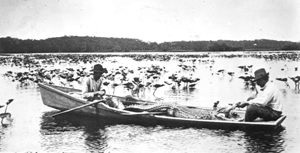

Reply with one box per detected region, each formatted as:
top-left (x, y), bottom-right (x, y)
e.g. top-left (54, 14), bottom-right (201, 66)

top-left (247, 97), bottom-right (255, 101)
top-left (236, 101), bottom-right (249, 108)
top-left (94, 89), bottom-right (106, 97)
top-left (246, 94), bottom-right (257, 101)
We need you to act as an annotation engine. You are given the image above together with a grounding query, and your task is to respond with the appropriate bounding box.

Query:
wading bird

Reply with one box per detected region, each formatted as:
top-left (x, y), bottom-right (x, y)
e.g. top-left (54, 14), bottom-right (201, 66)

top-left (289, 76), bottom-right (300, 91)
top-left (275, 78), bottom-right (290, 88)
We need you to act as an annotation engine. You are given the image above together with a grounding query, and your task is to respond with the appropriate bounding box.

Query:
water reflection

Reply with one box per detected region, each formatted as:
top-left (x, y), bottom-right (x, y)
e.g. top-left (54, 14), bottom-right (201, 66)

top-left (39, 113), bottom-right (101, 151)
top-left (84, 126), bottom-right (108, 151)
top-left (38, 110), bottom-right (288, 152)
top-left (243, 127), bottom-right (285, 153)
top-left (40, 112), bottom-right (128, 152)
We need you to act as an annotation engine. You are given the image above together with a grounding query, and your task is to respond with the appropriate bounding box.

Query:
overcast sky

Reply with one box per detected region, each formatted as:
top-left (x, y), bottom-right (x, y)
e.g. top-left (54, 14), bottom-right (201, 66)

top-left (1, 0), bottom-right (299, 42)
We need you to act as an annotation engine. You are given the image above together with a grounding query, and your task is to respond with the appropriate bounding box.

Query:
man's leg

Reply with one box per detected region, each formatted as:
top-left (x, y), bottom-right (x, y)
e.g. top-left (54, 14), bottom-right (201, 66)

top-left (245, 104), bottom-right (260, 121)
top-left (245, 104), bottom-right (281, 121)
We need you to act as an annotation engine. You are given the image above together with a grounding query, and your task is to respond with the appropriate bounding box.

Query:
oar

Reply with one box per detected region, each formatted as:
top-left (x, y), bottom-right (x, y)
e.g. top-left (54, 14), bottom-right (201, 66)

top-left (50, 100), bottom-right (105, 117)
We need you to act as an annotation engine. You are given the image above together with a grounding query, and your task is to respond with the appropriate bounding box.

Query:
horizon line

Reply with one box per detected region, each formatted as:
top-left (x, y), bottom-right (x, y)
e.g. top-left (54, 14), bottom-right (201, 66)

top-left (1, 35), bottom-right (299, 43)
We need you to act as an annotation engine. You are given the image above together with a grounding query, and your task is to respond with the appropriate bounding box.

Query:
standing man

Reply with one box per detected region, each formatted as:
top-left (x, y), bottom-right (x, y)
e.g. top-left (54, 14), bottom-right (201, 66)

top-left (82, 64), bottom-right (108, 101)
top-left (237, 68), bottom-right (283, 121)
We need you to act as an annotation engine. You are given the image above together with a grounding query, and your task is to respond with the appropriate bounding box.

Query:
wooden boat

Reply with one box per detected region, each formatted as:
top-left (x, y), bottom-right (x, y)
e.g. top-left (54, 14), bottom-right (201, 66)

top-left (38, 83), bottom-right (286, 130)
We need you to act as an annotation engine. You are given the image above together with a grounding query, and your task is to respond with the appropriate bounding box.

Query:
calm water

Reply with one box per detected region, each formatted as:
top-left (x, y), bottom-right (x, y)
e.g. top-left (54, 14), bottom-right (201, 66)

top-left (0, 52), bottom-right (300, 152)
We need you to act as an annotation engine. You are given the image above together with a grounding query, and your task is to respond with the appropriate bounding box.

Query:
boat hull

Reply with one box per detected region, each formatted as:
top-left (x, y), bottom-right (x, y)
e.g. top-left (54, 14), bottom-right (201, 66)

top-left (38, 83), bottom-right (286, 130)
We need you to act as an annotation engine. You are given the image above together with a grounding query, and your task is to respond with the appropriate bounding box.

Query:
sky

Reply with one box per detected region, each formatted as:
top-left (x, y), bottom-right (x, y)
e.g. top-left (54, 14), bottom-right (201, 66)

top-left (0, 0), bottom-right (299, 43)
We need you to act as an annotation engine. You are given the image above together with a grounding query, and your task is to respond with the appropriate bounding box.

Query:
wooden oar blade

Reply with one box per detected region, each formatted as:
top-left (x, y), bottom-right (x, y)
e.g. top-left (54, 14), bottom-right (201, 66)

top-left (50, 100), bottom-right (105, 117)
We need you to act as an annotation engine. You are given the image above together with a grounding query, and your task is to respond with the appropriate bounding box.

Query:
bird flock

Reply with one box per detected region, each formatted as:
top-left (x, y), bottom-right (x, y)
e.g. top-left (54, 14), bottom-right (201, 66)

top-left (1, 52), bottom-right (300, 102)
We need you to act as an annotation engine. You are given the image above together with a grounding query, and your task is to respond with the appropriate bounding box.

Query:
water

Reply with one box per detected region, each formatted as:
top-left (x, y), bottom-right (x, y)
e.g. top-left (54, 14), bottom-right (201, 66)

top-left (0, 52), bottom-right (300, 152)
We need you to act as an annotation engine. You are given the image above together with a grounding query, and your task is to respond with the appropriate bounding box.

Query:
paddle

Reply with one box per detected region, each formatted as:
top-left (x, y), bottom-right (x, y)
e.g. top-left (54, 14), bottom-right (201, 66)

top-left (50, 100), bottom-right (106, 117)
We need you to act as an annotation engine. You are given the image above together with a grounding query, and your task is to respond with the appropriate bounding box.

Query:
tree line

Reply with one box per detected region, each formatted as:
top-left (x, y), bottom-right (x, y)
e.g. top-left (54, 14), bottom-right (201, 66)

top-left (0, 36), bottom-right (299, 53)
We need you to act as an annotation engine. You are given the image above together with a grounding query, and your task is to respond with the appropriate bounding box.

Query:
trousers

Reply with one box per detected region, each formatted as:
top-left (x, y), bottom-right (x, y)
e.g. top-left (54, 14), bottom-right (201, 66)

top-left (245, 104), bottom-right (282, 121)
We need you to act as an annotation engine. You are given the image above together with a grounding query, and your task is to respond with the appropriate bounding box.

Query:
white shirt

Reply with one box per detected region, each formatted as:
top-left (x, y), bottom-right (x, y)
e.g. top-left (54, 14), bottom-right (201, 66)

top-left (248, 81), bottom-right (283, 112)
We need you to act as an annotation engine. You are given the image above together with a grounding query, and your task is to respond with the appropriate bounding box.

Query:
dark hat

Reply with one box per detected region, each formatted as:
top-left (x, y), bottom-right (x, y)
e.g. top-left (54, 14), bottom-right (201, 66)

top-left (91, 64), bottom-right (107, 73)
top-left (254, 68), bottom-right (269, 81)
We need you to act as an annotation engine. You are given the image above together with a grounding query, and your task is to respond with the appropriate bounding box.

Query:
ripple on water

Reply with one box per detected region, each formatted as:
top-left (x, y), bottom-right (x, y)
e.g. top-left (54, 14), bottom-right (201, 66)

top-left (103, 125), bottom-right (249, 153)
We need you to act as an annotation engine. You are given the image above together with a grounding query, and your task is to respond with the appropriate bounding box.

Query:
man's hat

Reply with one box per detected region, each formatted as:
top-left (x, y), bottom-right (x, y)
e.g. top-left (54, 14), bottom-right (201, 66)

top-left (254, 68), bottom-right (269, 81)
top-left (91, 64), bottom-right (108, 73)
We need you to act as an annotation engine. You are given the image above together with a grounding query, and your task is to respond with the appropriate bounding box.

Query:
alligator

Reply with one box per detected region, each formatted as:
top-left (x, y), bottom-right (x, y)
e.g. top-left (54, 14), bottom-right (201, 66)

top-left (124, 102), bottom-right (241, 121)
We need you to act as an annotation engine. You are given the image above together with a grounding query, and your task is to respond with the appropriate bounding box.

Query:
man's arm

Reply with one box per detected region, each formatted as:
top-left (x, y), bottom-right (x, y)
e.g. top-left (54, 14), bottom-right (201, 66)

top-left (82, 78), bottom-right (106, 100)
top-left (247, 88), bottom-right (274, 106)
top-left (238, 87), bottom-right (274, 108)
top-left (246, 93), bottom-right (257, 101)
top-left (82, 78), bottom-right (95, 99)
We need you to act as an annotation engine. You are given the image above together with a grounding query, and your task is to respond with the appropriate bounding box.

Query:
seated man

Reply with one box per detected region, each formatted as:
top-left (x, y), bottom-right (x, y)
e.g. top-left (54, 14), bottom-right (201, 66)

top-left (237, 68), bottom-right (283, 121)
top-left (82, 64), bottom-right (123, 109)
top-left (82, 64), bottom-right (108, 101)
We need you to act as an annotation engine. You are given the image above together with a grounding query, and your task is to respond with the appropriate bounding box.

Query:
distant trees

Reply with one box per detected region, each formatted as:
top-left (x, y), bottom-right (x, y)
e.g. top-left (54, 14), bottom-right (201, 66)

top-left (0, 36), bottom-right (299, 53)
top-left (281, 43), bottom-right (300, 50)
top-left (0, 36), bottom-right (156, 53)
top-left (208, 42), bottom-right (244, 51)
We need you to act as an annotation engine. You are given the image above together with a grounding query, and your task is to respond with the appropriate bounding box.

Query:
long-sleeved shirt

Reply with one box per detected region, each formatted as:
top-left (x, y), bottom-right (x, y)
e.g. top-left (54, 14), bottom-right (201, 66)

top-left (248, 81), bottom-right (283, 112)
top-left (82, 76), bottom-right (103, 99)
